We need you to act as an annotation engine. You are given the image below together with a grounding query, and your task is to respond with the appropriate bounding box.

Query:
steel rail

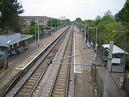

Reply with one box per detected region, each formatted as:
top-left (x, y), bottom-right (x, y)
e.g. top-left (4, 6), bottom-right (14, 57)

top-left (4, 27), bottom-right (70, 97)
top-left (49, 27), bottom-right (73, 97)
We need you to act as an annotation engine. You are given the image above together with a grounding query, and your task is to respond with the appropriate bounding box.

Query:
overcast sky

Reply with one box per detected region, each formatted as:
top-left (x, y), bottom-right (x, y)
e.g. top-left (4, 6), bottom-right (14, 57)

top-left (20, 0), bottom-right (126, 21)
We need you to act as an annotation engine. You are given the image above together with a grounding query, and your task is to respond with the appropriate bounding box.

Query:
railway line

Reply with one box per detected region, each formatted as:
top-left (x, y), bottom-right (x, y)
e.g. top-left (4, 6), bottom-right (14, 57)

top-left (1, 24), bottom-right (126, 97)
top-left (50, 27), bottom-right (73, 97)
top-left (3, 27), bottom-right (71, 97)
top-left (30, 26), bottom-right (73, 97)
top-left (3, 27), bottom-right (72, 97)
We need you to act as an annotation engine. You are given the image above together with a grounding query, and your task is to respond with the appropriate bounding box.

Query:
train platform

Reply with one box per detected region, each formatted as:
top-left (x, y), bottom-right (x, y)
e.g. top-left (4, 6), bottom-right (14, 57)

top-left (73, 27), bottom-right (127, 97)
top-left (0, 27), bottom-right (67, 96)
top-left (74, 26), bottom-right (93, 97)
top-left (8, 27), bottom-right (67, 68)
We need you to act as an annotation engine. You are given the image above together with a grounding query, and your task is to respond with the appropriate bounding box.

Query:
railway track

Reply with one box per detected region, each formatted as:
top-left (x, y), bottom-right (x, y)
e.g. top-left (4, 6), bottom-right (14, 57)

top-left (4, 27), bottom-right (70, 97)
top-left (28, 26), bottom-right (73, 97)
top-left (50, 27), bottom-right (73, 97)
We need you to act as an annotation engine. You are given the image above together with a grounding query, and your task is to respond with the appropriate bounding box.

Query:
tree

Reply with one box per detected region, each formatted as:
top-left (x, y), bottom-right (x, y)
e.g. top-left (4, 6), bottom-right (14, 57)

top-left (28, 21), bottom-right (43, 35)
top-left (30, 20), bottom-right (36, 26)
top-left (101, 10), bottom-right (114, 23)
top-left (85, 19), bottom-right (96, 26)
top-left (75, 18), bottom-right (82, 22)
top-left (75, 18), bottom-right (83, 27)
top-left (95, 15), bottom-right (101, 25)
top-left (66, 19), bottom-right (71, 25)
top-left (85, 11), bottom-right (124, 45)
top-left (102, 21), bottom-right (123, 43)
top-left (47, 18), bottom-right (60, 28)
top-left (28, 21), bottom-right (37, 35)
top-left (60, 19), bottom-right (71, 27)
top-left (0, 0), bottom-right (24, 32)
top-left (115, 0), bottom-right (129, 22)
top-left (97, 14), bottom-right (123, 44)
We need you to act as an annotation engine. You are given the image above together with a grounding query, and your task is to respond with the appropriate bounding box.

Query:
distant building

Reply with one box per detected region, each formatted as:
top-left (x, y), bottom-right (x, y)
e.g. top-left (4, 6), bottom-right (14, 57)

top-left (19, 16), bottom-right (51, 32)
top-left (0, 33), bottom-right (32, 58)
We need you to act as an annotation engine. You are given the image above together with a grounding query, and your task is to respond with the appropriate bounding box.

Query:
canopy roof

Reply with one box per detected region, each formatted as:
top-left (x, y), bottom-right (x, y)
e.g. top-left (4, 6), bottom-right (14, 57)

top-left (0, 33), bottom-right (32, 47)
top-left (102, 44), bottom-right (128, 54)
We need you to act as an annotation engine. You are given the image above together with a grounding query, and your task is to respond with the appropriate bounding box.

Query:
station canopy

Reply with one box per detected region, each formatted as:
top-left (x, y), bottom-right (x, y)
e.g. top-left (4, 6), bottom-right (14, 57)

top-left (102, 44), bottom-right (128, 55)
top-left (0, 33), bottom-right (32, 47)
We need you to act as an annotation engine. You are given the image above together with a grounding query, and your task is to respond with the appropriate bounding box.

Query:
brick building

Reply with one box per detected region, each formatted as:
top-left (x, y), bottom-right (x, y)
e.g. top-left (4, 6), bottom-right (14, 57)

top-left (19, 16), bottom-right (51, 32)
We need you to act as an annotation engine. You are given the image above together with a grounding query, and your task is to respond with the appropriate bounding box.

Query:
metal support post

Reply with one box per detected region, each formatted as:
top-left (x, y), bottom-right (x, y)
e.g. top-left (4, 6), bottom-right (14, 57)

top-left (38, 25), bottom-right (39, 47)
top-left (95, 27), bottom-right (98, 60)
top-left (103, 41), bottom-right (113, 97)
top-left (4, 54), bottom-right (8, 70)
top-left (107, 41), bottom-right (113, 72)
top-left (123, 35), bottom-right (126, 73)
top-left (85, 22), bottom-right (86, 41)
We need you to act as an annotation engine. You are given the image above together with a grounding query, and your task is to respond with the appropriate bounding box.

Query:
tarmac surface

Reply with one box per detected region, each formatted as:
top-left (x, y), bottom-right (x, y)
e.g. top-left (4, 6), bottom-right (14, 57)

top-left (74, 27), bottom-right (93, 97)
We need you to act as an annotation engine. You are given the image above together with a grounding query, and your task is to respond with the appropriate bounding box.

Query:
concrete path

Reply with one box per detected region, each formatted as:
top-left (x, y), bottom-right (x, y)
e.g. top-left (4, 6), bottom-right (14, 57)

top-left (74, 26), bottom-right (93, 97)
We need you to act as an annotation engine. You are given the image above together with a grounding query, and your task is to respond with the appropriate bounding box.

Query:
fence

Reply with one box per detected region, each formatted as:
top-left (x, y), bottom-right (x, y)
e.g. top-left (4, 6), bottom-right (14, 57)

top-left (91, 64), bottom-right (125, 97)
top-left (125, 73), bottom-right (129, 95)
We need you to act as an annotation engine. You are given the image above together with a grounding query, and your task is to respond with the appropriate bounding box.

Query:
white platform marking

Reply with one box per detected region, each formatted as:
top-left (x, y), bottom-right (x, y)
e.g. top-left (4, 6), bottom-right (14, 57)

top-left (74, 28), bottom-right (82, 73)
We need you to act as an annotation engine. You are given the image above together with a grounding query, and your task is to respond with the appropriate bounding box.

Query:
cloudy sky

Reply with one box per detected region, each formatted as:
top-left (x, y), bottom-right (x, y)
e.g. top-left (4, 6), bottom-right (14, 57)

top-left (20, 0), bottom-right (126, 21)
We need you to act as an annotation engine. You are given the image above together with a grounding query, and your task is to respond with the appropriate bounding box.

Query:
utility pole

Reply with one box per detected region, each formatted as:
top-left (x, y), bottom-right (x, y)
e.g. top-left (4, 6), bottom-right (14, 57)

top-left (85, 21), bottom-right (86, 41)
top-left (38, 25), bottom-right (39, 47)
top-left (34, 19), bottom-right (36, 42)
top-left (95, 27), bottom-right (98, 46)
top-left (95, 27), bottom-right (98, 60)
top-left (0, 0), bottom-right (3, 16)
top-left (103, 41), bottom-right (113, 97)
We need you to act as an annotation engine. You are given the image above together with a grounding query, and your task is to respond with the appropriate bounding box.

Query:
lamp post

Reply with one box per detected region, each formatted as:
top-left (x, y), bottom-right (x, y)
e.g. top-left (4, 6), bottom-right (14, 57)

top-left (4, 40), bottom-right (11, 69)
top-left (88, 27), bottom-right (98, 60)
top-left (38, 25), bottom-right (40, 47)
top-left (34, 19), bottom-right (37, 42)
top-left (88, 27), bottom-right (98, 45)
top-left (103, 41), bottom-right (113, 97)
top-left (84, 23), bottom-right (89, 43)
top-left (7, 40), bottom-right (11, 50)
top-left (84, 22), bottom-right (86, 41)
top-left (0, 0), bottom-right (3, 17)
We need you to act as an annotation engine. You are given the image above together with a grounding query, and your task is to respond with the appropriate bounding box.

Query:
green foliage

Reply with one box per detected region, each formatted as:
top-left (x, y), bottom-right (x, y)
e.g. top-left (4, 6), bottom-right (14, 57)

top-left (60, 19), bottom-right (71, 27)
top-left (29, 26), bottom-right (35, 35)
top-left (102, 21), bottom-right (121, 43)
top-left (75, 18), bottom-right (83, 22)
top-left (102, 10), bottom-right (114, 22)
top-left (65, 19), bottom-right (71, 25)
top-left (30, 20), bottom-right (36, 26)
top-left (47, 18), bottom-right (60, 27)
top-left (26, 21), bottom-right (44, 38)
top-left (0, 0), bottom-right (24, 32)
top-left (73, 18), bottom-right (83, 27)
top-left (115, 0), bottom-right (129, 22)
top-left (97, 20), bottom-right (125, 45)
top-left (85, 20), bottom-right (96, 27)
top-left (95, 15), bottom-right (101, 25)
top-left (83, 10), bottom-right (126, 47)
